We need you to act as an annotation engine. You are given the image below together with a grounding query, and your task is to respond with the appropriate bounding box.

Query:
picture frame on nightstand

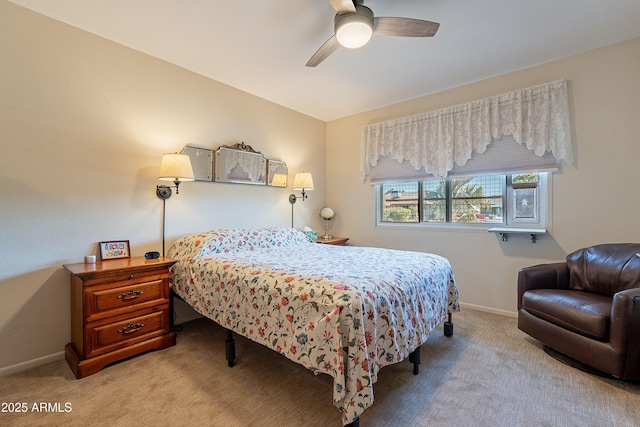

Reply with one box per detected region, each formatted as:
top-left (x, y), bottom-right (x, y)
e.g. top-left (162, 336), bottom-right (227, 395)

top-left (99, 240), bottom-right (130, 260)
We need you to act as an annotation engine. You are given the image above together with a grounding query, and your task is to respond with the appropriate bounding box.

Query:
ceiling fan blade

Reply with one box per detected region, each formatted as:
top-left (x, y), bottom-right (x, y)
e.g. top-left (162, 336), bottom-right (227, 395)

top-left (327, 0), bottom-right (356, 14)
top-left (306, 35), bottom-right (340, 67)
top-left (374, 17), bottom-right (440, 37)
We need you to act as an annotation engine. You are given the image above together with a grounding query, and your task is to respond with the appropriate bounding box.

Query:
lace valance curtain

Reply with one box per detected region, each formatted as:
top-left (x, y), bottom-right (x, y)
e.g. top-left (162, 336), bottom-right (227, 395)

top-left (361, 79), bottom-right (573, 182)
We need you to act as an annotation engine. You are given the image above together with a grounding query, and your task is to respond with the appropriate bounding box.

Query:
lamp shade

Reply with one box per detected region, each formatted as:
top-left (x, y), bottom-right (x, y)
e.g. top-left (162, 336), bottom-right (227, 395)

top-left (320, 206), bottom-right (335, 220)
top-left (158, 153), bottom-right (195, 182)
top-left (293, 172), bottom-right (314, 190)
top-left (335, 6), bottom-right (374, 49)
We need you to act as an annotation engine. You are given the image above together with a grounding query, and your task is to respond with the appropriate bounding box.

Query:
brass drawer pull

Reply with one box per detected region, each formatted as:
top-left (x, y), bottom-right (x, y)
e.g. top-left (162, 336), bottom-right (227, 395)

top-left (116, 290), bottom-right (144, 301)
top-left (117, 322), bottom-right (145, 335)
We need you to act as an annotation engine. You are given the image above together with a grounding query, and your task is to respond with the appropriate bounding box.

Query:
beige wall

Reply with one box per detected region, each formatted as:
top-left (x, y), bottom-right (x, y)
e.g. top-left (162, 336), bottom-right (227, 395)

top-left (326, 37), bottom-right (640, 316)
top-left (0, 1), bottom-right (326, 372)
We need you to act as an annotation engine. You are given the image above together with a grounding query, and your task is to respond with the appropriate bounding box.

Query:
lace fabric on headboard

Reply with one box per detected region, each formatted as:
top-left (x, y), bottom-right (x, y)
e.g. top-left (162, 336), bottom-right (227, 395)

top-left (224, 149), bottom-right (265, 183)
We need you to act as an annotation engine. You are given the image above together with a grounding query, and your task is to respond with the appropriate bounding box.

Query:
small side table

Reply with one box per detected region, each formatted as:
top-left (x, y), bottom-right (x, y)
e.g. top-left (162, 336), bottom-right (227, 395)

top-left (316, 236), bottom-right (349, 246)
top-left (64, 256), bottom-right (177, 378)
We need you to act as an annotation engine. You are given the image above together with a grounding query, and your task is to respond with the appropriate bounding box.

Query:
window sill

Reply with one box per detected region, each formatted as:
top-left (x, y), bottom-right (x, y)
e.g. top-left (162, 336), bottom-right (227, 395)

top-left (487, 227), bottom-right (546, 243)
top-left (376, 221), bottom-right (495, 233)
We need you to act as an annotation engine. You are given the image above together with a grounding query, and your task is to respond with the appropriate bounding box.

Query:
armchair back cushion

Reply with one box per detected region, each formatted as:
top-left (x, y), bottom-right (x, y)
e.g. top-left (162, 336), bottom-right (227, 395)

top-left (567, 243), bottom-right (640, 296)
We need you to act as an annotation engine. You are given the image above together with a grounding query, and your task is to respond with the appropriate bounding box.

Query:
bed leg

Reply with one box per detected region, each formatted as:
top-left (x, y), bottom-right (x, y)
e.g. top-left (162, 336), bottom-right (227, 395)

top-left (409, 347), bottom-right (421, 375)
top-left (444, 312), bottom-right (454, 337)
top-left (225, 329), bottom-right (235, 367)
top-left (346, 416), bottom-right (360, 427)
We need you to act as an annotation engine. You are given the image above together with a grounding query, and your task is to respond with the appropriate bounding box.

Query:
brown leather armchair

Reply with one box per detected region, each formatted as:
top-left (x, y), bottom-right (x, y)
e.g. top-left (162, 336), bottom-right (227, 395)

top-left (517, 243), bottom-right (640, 380)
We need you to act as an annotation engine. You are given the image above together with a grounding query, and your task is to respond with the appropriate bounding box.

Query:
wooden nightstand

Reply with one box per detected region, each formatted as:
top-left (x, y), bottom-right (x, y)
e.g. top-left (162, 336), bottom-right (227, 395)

top-left (64, 256), bottom-right (177, 379)
top-left (316, 236), bottom-right (349, 246)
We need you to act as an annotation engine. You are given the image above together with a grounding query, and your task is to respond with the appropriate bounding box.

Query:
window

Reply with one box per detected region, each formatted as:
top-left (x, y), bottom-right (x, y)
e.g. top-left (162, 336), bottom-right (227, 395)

top-left (507, 173), bottom-right (542, 224)
top-left (378, 172), bottom-right (547, 227)
top-left (381, 182), bottom-right (419, 223)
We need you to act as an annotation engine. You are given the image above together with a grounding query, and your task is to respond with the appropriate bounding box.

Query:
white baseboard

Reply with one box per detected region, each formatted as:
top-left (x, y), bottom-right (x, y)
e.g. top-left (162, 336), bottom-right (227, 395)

top-left (0, 351), bottom-right (65, 377)
top-left (459, 302), bottom-right (517, 318)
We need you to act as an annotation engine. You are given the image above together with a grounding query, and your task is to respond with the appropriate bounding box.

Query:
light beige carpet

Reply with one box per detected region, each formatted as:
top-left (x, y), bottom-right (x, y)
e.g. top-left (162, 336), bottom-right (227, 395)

top-left (1, 308), bottom-right (638, 427)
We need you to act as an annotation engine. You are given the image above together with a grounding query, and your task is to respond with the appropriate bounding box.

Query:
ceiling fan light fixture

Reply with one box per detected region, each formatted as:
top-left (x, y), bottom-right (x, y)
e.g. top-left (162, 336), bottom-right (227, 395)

top-left (335, 6), bottom-right (374, 49)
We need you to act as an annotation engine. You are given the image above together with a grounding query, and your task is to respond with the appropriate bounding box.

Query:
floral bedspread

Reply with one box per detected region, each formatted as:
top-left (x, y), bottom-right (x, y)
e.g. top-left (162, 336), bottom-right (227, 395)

top-left (168, 228), bottom-right (459, 425)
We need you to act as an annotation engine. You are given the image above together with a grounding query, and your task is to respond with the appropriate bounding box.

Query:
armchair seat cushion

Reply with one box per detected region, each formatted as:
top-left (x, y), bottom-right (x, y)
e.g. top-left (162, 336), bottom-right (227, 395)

top-left (522, 289), bottom-right (611, 341)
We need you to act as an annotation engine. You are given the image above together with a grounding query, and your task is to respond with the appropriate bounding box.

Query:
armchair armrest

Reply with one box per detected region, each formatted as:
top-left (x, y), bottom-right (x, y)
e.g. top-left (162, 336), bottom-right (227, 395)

top-left (610, 288), bottom-right (640, 356)
top-left (517, 262), bottom-right (569, 309)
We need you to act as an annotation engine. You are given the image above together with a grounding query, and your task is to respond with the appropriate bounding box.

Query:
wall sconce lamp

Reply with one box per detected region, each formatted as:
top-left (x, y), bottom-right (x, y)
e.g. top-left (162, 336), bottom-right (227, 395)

top-left (156, 153), bottom-right (195, 256)
top-left (289, 172), bottom-right (314, 228)
top-left (156, 153), bottom-right (195, 200)
top-left (288, 172), bottom-right (314, 204)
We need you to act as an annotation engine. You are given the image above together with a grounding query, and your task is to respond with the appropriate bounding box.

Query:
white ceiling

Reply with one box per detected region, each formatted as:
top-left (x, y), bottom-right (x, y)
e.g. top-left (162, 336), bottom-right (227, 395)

top-left (9, 0), bottom-right (640, 121)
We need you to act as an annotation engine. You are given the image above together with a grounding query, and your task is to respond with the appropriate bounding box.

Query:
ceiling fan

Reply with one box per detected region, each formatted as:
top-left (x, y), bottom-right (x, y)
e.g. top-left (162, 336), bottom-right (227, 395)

top-left (306, 0), bottom-right (440, 67)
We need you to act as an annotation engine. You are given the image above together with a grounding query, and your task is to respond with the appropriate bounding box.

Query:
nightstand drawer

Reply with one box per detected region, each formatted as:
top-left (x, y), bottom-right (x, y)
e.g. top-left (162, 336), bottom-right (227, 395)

top-left (84, 277), bottom-right (169, 322)
top-left (83, 270), bottom-right (169, 287)
top-left (85, 306), bottom-right (170, 358)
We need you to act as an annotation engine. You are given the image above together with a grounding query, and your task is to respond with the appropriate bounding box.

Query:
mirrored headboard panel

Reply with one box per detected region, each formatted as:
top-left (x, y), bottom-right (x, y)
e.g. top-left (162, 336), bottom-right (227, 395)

top-left (178, 142), bottom-right (287, 187)
top-left (214, 143), bottom-right (267, 185)
top-left (181, 146), bottom-right (213, 181)
top-left (267, 160), bottom-right (288, 187)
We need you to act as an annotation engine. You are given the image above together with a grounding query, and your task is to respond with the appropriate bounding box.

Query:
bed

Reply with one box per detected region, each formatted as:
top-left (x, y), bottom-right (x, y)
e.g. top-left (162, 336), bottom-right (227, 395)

top-left (168, 227), bottom-right (459, 426)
